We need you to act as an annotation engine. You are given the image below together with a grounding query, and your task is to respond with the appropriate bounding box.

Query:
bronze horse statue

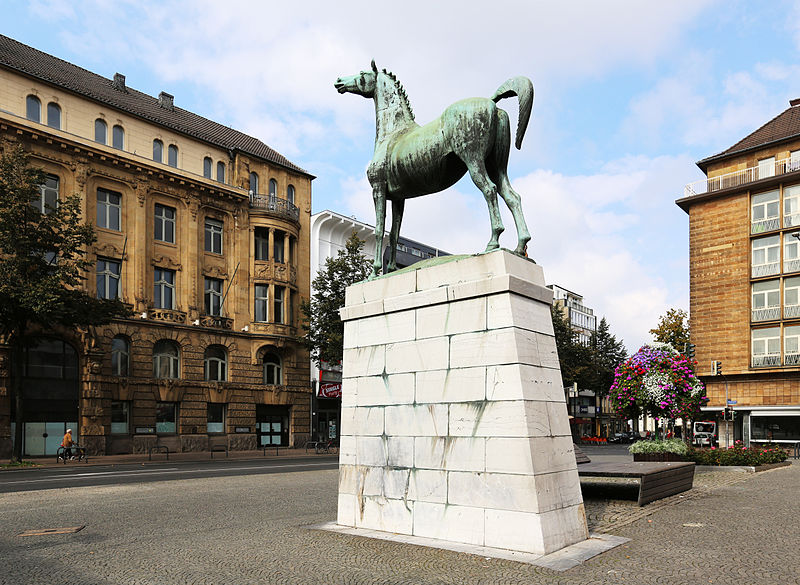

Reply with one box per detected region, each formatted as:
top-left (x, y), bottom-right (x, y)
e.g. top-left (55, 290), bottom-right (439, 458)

top-left (335, 61), bottom-right (533, 278)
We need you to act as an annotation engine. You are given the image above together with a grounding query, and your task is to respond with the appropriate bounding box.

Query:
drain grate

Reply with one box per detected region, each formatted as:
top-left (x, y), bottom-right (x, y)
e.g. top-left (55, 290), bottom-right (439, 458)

top-left (19, 525), bottom-right (85, 537)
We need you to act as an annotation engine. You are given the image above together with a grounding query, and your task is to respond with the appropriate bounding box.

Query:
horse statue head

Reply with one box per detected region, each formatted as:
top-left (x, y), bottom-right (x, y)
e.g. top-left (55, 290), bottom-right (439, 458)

top-left (334, 60), bottom-right (379, 98)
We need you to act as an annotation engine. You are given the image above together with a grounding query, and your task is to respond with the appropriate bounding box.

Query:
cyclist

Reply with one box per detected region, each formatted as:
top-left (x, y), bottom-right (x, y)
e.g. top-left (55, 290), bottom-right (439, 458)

top-left (61, 428), bottom-right (74, 460)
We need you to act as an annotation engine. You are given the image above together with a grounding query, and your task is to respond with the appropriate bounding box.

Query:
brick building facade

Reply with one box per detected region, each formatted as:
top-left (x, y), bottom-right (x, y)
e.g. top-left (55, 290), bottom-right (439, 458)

top-left (0, 34), bottom-right (314, 457)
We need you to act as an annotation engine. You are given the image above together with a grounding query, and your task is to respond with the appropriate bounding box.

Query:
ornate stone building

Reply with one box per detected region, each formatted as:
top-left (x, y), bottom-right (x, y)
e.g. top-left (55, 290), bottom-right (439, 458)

top-left (677, 98), bottom-right (800, 447)
top-left (0, 35), bottom-right (313, 456)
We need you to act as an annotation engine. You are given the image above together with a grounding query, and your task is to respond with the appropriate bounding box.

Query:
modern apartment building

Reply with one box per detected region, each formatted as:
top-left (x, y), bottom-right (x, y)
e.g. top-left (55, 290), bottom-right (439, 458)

top-left (677, 98), bottom-right (800, 446)
top-left (548, 285), bottom-right (597, 346)
top-left (0, 35), bottom-right (313, 457)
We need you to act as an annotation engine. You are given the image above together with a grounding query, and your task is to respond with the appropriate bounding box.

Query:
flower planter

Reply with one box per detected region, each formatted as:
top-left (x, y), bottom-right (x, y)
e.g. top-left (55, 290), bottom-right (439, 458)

top-left (633, 452), bottom-right (685, 462)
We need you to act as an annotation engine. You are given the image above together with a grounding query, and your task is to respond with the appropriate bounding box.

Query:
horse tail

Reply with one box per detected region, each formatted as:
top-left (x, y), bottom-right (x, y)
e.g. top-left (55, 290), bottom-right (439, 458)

top-left (491, 77), bottom-right (534, 150)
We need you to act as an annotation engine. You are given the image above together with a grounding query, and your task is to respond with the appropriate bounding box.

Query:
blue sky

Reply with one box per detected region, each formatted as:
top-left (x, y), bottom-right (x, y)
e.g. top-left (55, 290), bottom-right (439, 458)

top-left (3, 0), bottom-right (800, 350)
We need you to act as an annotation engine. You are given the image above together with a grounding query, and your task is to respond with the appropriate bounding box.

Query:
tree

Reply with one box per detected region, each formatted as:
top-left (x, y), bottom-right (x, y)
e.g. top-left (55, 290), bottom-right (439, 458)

top-left (589, 317), bottom-right (627, 396)
top-left (551, 304), bottom-right (593, 390)
top-left (650, 308), bottom-right (690, 351)
top-left (0, 146), bottom-right (129, 462)
top-left (301, 231), bottom-right (372, 368)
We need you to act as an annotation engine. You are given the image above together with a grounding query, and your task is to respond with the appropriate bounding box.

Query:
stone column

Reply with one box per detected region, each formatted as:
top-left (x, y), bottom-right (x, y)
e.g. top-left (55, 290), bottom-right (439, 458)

top-left (336, 250), bottom-right (588, 556)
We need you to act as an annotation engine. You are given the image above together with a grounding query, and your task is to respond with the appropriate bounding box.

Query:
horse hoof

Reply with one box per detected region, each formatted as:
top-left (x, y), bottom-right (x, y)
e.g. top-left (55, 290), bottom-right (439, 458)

top-left (484, 243), bottom-right (500, 253)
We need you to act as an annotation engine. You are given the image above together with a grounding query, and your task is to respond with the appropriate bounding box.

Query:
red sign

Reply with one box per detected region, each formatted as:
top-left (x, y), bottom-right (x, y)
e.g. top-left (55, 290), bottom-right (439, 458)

top-left (318, 382), bottom-right (342, 398)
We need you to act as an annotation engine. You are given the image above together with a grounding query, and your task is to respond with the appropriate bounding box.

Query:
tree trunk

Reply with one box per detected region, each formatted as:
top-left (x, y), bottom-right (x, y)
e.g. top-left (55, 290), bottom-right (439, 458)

top-left (10, 338), bottom-right (24, 463)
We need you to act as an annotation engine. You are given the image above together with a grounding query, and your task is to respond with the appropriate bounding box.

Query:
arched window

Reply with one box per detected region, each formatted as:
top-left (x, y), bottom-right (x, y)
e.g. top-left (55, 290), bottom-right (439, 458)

top-left (26, 95), bottom-right (41, 122)
top-left (216, 161), bottom-right (225, 183)
top-left (112, 125), bottom-right (124, 149)
top-left (249, 172), bottom-right (259, 194)
top-left (263, 352), bottom-right (282, 385)
top-left (153, 340), bottom-right (180, 379)
top-left (47, 102), bottom-right (61, 129)
top-left (204, 345), bottom-right (227, 381)
top-left (203, 156), bottom-right (212, 178)
top-left (269, 179), bottom-right (277, 200)
top-left (287, 184), bottom-right (295, 205)
top-left (111, 336), bottom-right (130, 376)
top-left (168, 144), bottom-right (178, 168)
top-left (95, 118), bottom-right (107, 144)
top-left (153, 139), bottom-right (163, 163)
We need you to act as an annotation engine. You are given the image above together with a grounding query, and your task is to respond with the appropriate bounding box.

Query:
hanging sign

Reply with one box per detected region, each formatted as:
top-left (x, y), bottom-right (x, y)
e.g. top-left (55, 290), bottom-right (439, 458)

top-left (318, 382), bottom-right (342, 398)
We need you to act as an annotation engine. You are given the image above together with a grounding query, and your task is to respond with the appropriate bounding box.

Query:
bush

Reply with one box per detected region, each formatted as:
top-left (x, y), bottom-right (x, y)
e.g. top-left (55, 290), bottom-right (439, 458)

top-left (686, 442), bottom-right (789, 466)
top-left (628, 438), bottom-right (689, 455)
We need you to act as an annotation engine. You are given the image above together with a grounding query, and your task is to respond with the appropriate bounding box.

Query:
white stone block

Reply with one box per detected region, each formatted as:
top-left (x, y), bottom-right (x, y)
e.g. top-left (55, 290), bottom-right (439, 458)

top-left (412, 501), bottom-right (485, 546)
top-left (537, 503), bottom-right (589, 554)
top-left (337, 493), bottom-right (357, 526)
top-left (343, 311), bottom-right (416, 349)
top-left (339, 298), bottom-right (385, 322)
top-left (411, 437), bottom-right (485, 471)
top-left (385, 337), bottom-right (449, 374)
top-left (386, 436), bottom-right (414, 468)
top-left (415, 368), bottom-right (486, 404)
top-left (338, 435), bottom-right (356, 465)
top-left (341, 378), bottom-right (358, 408)
top-left (338, 463), bottom-right (359, 495)
top-left (356, 436), bottom-right (387, 467)
top-left (408, 469), bottom-right (447, 503)
top-left (383, 287), bottom-right (448, 313)
top-left (385, 404), bottom-right (448, 437)
top-left (353, 406), bottom-right (385, 436)
top-left (347, 270), bottom-right (418, 305)
top-left (354, 374), bottom-right (414, 407)
top-left (449, 400), bottom-right (550, 438)
top-left (413, 436), bottom-right (446, 470)
top-left (416, 297), bottom-right (486, 339)
top-left (342, 345), bottom-right (385, 378)
top-left (358, 466), bottom-right (410, 499)
top-left (485, 364), bottom-right (565, 402)
top-left (486, 292), bottom-right (553, 333)
top-left (450, 328), bottom-right (545, 369)
top-left (485, 436), bottom-right (577, 475)
top-left (484, 508), bottom-right (546, 553)
top-left (547, 401), bottom-right (572, 437)
top-left (448, 471), bottom-right (541, 513)
top-left (356, 496), bottom-right (414, 535)
top-left (532, 470), bottom-right (584, 513)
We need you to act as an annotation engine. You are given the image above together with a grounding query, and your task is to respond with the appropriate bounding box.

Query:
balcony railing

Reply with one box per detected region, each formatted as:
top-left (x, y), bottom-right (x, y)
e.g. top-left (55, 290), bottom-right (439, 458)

top-left (785, 353), bottom-right (800, 366)
top-left (249, 192), bottom-right (299, 222)
top-left (784, 259), bottom-right (800, 274)
top-left (752, 262), bottom-right (780, 278)
top-left (785, 304), bottom-right (800, 319)
top-left (684, 155), bottom-right (800, 197)
top-left (785, 213), bottom-right (800, 228)
top-left (752, 307), bottom-right (780, 322)
top-left (199, 315), bottom-right (233, 330)
top-left (751, 354), bottom-right (781, 368)
top-left (751, 217), bottom-right (780, 234)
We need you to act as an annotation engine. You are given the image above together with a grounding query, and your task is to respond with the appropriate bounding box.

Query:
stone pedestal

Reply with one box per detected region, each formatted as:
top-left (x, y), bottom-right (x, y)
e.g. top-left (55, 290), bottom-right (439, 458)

top-left (336, 250), bottom-right (588, 556)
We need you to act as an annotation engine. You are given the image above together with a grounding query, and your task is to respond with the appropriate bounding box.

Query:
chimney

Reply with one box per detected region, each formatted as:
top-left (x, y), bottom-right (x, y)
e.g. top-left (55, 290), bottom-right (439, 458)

top-left (791, 98), bottom-right (800, 107)
top-left (158, 91), bottom-right (174, 110)
top-left (112, 73), bottom-right (126, 92)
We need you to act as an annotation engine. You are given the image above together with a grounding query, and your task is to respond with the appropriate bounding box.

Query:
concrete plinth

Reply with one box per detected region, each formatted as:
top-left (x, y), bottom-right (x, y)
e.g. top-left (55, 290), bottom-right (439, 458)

top-left (336, 249), bottom-right (588, 555)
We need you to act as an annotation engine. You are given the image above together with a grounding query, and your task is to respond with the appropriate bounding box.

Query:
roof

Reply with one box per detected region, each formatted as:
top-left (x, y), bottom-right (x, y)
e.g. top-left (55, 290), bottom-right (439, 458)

top-left (0, 34), bottom-right (312, 178)
top-left (697, 100), bottom-right (800, 171)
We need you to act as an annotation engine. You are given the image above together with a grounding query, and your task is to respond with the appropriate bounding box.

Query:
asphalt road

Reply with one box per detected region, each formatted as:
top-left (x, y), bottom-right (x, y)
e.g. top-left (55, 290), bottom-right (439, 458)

top-left (0, 455), bottom-right (339, 494)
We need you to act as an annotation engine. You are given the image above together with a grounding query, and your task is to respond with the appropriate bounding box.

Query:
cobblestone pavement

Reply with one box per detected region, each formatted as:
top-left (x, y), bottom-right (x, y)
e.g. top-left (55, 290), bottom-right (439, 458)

top-left (0, 460), bottom-right (797, 584)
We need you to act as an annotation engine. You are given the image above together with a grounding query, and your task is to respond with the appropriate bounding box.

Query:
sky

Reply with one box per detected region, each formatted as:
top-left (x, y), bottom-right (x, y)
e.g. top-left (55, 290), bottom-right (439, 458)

top-left (3, 0), bottom-right (800, 351)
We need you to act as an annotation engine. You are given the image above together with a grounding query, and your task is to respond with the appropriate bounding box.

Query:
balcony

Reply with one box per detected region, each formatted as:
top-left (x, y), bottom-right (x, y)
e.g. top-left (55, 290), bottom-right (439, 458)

top-left (752, 262), bottom-right (780, 278)
top-left (784, 259), bottom-right (800, 274)
top-left (147, 308), bottom-right (186, 324)
top-left (751, 354), bottom-right (781, 368)
top-left (785, 304), bottom-right (800, 319)
top-left (786, 353), bottom-right (800, 366)
top-left (684, 155), bottom-right (800, 197)
top-left (249, 193), bottom-right (299, 222)
top-left (198, 315), bottom-right (233, 330)
top-left (752, 307), bottom-right (780, 322)
top-left (751, 217), bottom-right (780, 234)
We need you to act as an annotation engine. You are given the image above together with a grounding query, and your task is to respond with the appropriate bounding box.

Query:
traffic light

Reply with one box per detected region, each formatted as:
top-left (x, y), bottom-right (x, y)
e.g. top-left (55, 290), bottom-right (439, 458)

top-left (684, 343), bottom-right (696, 360)
top-left (711, 360), bottom-right (723, 375)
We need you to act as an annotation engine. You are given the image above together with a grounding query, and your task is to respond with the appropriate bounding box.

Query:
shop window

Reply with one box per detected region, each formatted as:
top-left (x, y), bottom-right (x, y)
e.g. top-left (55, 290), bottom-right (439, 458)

top-left (111, 401), bottom-right (129, 434)
top-left (111, 336), bottom-right (129, 376)
top-left (156, 402), bottom-right (177, 434)
top-left (47, 102), bottom-right (61, 129)
top-left (207, 403), bottom-right (225, 433)
top-left (153, 340), bottom-right (180, 379)
top-left (204, 345), bottom-right (227, 382)
top-left (26, 95), bottom-right (41, 122)
top-left (263, 353), bottom-right (282, 385)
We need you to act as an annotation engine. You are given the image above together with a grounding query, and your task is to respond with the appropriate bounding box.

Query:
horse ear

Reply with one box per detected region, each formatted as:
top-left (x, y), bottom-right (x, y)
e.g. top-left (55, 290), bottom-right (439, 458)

top-left (371, 59), bottom-right (377, 73)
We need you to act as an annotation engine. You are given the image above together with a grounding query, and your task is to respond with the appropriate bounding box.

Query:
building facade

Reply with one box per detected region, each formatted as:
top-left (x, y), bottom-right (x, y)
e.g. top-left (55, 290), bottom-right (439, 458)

top-left (0, 35), bottom-right (314, 457)
top-left (309, 210), bottom-right (449, 442)
top-left (677, 98), bottom-right (800, 446)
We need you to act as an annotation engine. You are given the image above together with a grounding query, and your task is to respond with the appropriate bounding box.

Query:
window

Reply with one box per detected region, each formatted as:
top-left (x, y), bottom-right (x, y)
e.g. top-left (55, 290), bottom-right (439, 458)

top-left (752, 235), bottom-right (780, 278)
top-left (785, 276), bottom-right (800, 319)
top-left (785, 326), bottom-right (800, 365)
top-left (47, 102), bottom-right (61, 129)
top-left (155, 402), bottom-right (177, 433)
top-left (204, 346), bottom-right (227, 382)
top-left (269, 179), bottom-right (277, 199)
top-left (153, 341), bottom-right (180, 379)
top-left (791, 150), bottom-right (800, 172)
top-left (111, 336), bottom-right (129, 377)
top-left (24, 338), bottom-right (78, 379)
top-left (204, 218), bottom-right (223, 254)
top-left (153, 268), bottom-right (175, 309)
top-left (784, 234), bottom-right (800, 274)
top-left (216, 161), bottom-right (225, 183)
top-left (255, 227), bottom-right (269, 261)
top-left (203, 157), bottom-right (212, 179)
top-left (204, 277), bottom-right (223, 316)
top-left (751, 190), bottom-right (779, 234)
top-left (785, 185), bottom-right (800, 228)
top-left (95, 118), bottom-right (107, 144)
top-left (97, 258), bottom-right (121, 299)
top-left (751, 415), bottom-right (800, 442)
top-left (257, 406), bottom-right (288, 446)
top-left (154, 204), bottom-right (176, 243)
top-left (752, 327), bottom-right (780, 367)
top-left (273, 230), bottom-right (285, 263)
top-left (207, 403), bottom-right (225, 433)
top-left (33, 174), bottom-right (59, 214)
top-left (249, 172), bottom-right (259, 194)
top-left (26, 95), bottom-right (41, 122)
top-left (153, 139), bottom-right (163, 163)
top-left (111, 401), bottom-right (129, 434)
top-left (112, 125), bottom-right (124, 150)
top-left (97, 188), bottom-right (121, 230)
top-left (287, 184), bottom-right (295, 205)
top-left (758, 156), bottom-right (775, 179)
top-left (274, 286), bottom-right (285, 324)
top-left (255, 284), bottom-right (268, 322)
top-left (263, 352), bottom-right (282, 385)
top-left (168, 144), bottom-right (178, 167)
top-left (752, 280), bottom-right (779, 322)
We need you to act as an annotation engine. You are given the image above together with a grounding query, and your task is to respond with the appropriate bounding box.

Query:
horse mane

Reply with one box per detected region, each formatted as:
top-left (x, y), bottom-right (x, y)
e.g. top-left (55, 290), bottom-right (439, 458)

top-left (381, 69), bottom-right (415, 121)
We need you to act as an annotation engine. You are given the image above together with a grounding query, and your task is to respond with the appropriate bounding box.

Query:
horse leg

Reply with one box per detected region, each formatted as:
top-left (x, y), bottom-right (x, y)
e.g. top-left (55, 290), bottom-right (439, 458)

top-left (463, 158), bottom-right (503, 252)
top-left (371, 184), bottom-right (387, 279)
top-left (492, 109), bottom-right (531, 256)
top-left (388, 198), bottom-right (405, 272)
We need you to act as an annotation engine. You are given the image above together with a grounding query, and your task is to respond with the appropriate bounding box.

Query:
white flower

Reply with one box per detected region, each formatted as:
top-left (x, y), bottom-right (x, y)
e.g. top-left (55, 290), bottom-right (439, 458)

top-left (643, 371), bottom-right (671, 402)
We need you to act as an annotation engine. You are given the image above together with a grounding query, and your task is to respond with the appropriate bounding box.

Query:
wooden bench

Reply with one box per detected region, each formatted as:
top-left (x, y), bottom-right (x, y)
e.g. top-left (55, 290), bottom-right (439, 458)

top-left (210, 444), bottom-right (229, 458)
top-left (577, 461), bottom-right (696, 506)
top-left (148, 445), bottom-right (169, 461)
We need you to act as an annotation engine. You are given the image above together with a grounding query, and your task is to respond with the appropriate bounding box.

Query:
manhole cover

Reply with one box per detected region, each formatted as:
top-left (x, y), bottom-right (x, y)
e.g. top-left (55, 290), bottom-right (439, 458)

top-left (19, 525), bottom-right (85, 537)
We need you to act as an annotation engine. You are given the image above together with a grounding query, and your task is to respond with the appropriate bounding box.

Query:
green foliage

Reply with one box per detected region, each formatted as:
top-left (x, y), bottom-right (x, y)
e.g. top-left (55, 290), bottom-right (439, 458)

top-left (301, 232), bottom-right (372, 368)
top-left (687, 443), bottom-right (789, 466)
top-left (650, 308), bottom-right (690, 350)
top-left (589, 317), bottom-right (627, 396)
top-left (628, 438), bottom-right (688, 455)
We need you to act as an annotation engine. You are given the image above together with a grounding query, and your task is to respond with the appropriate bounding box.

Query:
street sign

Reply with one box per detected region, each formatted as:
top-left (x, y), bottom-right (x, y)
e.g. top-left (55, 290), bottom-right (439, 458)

top-left (727, 400), bottom-right (737, 405)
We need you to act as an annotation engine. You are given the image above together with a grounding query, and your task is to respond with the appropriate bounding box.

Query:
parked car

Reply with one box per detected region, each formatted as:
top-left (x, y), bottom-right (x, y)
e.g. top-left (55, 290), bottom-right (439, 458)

top-left (608, 432), bottom-right (632, 444)
top-left (693, 432), bottom-right (714, 447)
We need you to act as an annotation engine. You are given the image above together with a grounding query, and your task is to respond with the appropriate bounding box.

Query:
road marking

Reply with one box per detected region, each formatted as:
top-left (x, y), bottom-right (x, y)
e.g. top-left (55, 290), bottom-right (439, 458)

top-left (19, 525), bottom-right (85, 536)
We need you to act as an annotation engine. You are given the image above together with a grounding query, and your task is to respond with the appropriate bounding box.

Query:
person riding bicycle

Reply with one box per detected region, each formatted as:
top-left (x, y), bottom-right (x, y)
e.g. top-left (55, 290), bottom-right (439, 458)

top-left (61, 428), bottom-right (74, 460)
